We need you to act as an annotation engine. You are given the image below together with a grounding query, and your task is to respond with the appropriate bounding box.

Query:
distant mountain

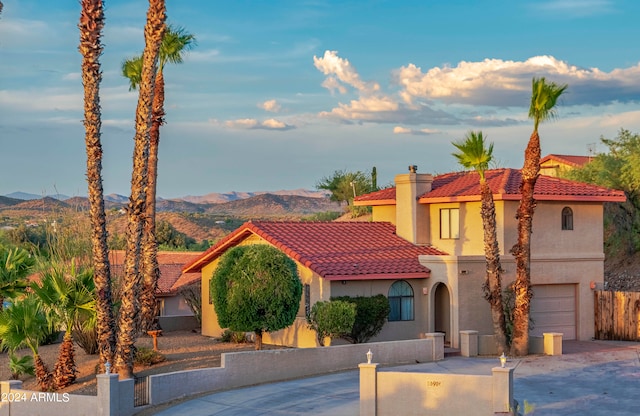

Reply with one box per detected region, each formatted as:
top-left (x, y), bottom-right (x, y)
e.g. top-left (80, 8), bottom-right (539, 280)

top-left (5, 192), bottom-right (69, 201)
top-left (0, 195), bottom-right (24, 208)
top-left (181, 189), bottom-right (330, 204)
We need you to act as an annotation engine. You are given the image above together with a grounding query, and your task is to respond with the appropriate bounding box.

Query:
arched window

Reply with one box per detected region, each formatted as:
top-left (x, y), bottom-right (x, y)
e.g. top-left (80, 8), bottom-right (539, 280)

top-left (562, 207), bottom-right (573, 230)
top-left (388, 280), bottom-right (414, 321)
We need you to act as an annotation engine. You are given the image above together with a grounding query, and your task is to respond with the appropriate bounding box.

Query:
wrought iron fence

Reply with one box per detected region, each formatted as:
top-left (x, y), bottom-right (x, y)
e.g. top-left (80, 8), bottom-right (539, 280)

top-left (134, 375), bottom-right (149, 407)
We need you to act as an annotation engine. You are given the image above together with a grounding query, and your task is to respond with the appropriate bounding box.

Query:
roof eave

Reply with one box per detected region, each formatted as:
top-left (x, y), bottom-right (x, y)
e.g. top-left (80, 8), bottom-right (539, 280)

top-left (323, 272), bottom-right (430, 281)
top-left (353, 199), bottom-right (396, 206)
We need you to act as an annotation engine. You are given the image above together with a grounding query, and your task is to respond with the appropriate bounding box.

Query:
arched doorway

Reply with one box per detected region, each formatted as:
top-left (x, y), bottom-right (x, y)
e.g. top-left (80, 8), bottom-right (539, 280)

top-left (434, 283), bottom-right (451, 346)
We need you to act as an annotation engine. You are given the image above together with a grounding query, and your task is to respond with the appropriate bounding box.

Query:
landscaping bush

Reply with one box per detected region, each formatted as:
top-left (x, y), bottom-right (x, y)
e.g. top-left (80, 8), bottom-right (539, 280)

top-left (219, 329), bottom-right (248, 344)
top-left (134, 347), bottom-right (166, 366)
top-left (307, 300), bottom-right (356, 346)
top-left (331, 294), bottom-right (390, 344)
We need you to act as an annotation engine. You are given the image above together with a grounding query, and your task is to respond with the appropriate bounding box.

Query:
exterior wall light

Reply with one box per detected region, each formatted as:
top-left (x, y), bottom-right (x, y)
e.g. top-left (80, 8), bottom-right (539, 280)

top-left (499, 353), bottom-right (507, 368)
top-left (366, 349), bottom-right (373, 364)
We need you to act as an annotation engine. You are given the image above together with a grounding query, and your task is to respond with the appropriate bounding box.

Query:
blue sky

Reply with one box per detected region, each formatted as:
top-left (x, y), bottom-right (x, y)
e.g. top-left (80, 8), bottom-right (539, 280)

top-left (1, 0), bottom-right (640, 199)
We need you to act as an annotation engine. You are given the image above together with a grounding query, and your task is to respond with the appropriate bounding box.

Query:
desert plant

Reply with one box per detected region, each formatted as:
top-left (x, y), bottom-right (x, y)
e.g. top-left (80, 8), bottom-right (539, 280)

top-left (219, 329), bottom-right (248, 344)
top-left (178, 281), bottom-right (201, 324)
top-left (307, 300), bottom-right (356, 346)
top-left (135, 347), bottom-right (166, 366)
top-left (331, 295), bottom-right (390, 344)
top-left (9, 353), bottom-right (35, 380)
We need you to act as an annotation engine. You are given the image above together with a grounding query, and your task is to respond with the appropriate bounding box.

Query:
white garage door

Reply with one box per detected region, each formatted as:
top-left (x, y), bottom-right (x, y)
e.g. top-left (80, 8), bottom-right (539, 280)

top-left (530, 284), bottom-right (576, 340)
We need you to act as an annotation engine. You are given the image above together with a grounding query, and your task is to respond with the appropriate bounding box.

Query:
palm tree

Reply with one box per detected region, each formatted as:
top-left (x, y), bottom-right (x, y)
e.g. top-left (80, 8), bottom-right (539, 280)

top-left (115, 0), bottom-right (166, 380)
top-left (452, 131), bottom-right (508, 354)
top-left (0, 245), bottom-right (36, 311)
top-left (79, 0), bottom-right (117, 372)
top-left (121, 25), bottom-right (196, 332)
top-left (0, 296), bottom-right (53, 391)
top-left (31, 263), bottom-right (96, 389)
top-left (510, 78), bottom-right (567, 356)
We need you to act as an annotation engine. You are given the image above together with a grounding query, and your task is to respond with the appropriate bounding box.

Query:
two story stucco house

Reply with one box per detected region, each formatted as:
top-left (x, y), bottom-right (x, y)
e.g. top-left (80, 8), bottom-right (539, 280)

top-left (183, 164), bottom-right (624, 348)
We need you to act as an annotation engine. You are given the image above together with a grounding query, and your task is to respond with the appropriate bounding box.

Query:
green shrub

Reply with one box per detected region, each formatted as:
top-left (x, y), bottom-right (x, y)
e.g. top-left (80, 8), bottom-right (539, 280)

top-left (219, 329), bottom-right (248, 343)
top-left (9, 353), bottom-right (35, 380)
top-left (134, 347), bottom-right (166, 366)
top-left (331, 294), bottom-right (390, 344)
top-left (307, 300), bottom-right (356, 346)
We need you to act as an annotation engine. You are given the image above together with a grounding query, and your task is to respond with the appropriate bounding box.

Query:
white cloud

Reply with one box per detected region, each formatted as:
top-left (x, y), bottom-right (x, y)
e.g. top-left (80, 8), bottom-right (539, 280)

top-left (260, 99), bottom-right (281, 113)
top-left (319, 96), bottom-right (399, 121)
top-left (63, 73), bottom-right (81, 81)
top-left (187, 49), bottom-right (222, 63)
top-left (313, 50), bottom-right (380, 94)
top-left (393, 126), bottom-right (439, 135)
top-left (224, 118), bottom-right (294, 130)
top-left (531, 0), bottom-right (615, 17)
top-left (395, 55), bottom-right (640, 107)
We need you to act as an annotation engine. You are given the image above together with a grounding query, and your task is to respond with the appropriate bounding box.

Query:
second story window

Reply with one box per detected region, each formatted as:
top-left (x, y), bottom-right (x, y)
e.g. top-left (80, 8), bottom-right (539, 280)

top-left (440, 208), bottom-right (460, 239)
top-left (562, 207), bottom-right (573, 230)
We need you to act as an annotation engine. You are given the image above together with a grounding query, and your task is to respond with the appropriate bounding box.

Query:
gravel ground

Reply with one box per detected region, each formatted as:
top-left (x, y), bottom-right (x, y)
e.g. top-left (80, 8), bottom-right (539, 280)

top-left (0, 330), bottom-right (281, 395)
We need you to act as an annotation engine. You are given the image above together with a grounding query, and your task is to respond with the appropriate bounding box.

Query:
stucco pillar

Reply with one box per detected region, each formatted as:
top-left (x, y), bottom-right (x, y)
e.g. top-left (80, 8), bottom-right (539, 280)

top-left (544, 332), bottom-right (563, 356)
top-left (459, 330), bottom-right (478, 357)
top-left (359, 363), bottom-right (378, 416)
top-left (492, 367), bottom-right (514, 414)
top-left (0, 381), bottom-right (22, 416)
top-left (97, 374), bottom-right (119, 416)
top-left (422, 332), bottom-right (445, 361)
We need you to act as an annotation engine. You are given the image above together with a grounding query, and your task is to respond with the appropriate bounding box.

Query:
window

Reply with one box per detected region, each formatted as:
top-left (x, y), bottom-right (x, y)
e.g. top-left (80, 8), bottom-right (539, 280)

top-left (562, 207), bottom-right (573, 230)
top-left (440, 208), bottom-right (460, 239)
top-left (388, 280), bottom-right (414, 321)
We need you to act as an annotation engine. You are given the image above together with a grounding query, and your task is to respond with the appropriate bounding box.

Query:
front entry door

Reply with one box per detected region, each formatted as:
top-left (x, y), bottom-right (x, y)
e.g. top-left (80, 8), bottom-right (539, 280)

top-left (434, 283), bottom-right (451, 346)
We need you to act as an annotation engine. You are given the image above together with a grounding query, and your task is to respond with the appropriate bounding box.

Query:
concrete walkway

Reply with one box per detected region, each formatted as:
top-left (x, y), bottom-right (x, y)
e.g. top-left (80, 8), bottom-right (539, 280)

top-left (145, 340), bottom-right (640, 415)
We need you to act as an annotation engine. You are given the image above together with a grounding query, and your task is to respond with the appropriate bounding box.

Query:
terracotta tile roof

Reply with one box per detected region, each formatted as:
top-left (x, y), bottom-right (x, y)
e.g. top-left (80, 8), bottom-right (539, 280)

top-left (356, 169), bottom-right (625, 204)
top-left (183, 221), bottom-right (447, 280)
top-left (354, 187), bottom-right (396, 205)
top-left (540, 154), bottom-right (594, 167)
top-left (109, 251), bottom-right (202, 295)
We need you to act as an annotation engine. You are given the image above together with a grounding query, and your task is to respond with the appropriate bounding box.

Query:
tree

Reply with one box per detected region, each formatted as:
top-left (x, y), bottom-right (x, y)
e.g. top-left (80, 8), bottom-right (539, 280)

top-left (210, 245), bottom-right (303, 350)
top-left (122, 25), bottom-right (196, 333)
top-left (317, 169), bottom-right (373, 206)
top-left (0, 245), bottom-right (35, 311)
top-left (332, 295), bottom-right (390, 343)
top-left (78, 0), bottom-right (117, 371)
top-left (565, 129), bottom-right (640, 256)
top-left (0, 296), bottom-right (53, 391)
top-left (31, 263), bottom-right (95, 389)
top-left (115, 0), bottom-right (166, 380)
top-left (510, 77), bottom-right (567, 356)
top-left (307, 300), bottom-right (356, 346)
top-left (452, 131), bottom-right (508, 353)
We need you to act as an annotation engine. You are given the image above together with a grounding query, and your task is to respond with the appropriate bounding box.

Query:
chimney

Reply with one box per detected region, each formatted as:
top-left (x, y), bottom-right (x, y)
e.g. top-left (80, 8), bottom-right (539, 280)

top-left (395, 165), bottom-right (433, 244)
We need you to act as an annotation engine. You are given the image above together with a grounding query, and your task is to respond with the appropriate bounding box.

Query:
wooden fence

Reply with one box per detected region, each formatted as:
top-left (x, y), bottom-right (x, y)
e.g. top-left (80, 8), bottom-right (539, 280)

top-left (594, 290), bottom-right (640, 341)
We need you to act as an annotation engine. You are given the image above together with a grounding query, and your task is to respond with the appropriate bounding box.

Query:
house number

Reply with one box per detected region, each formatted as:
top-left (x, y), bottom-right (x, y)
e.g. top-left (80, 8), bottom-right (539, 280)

top-left (426, 380), bottom-right (442, 387)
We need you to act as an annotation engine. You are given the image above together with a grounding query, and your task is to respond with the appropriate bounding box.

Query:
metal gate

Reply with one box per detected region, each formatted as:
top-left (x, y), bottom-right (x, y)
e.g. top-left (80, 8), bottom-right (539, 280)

top-left (134, 375), bottom-right (149, 407)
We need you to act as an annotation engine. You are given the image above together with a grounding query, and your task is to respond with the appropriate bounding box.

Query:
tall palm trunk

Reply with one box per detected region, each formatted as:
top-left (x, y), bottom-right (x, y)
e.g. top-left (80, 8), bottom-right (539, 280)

top-left (53, 332), bottom-right (77, 389)
top-left (140, 71), bottom-right (165, 332)
top-left (79, 0), bottom-right (116, 369)
top-left (480, 181), bottom-right (508, 353)
top-left (510, 130), bottom-right (540, 356)
top-left (115, 0), bottom-right (166, 380)
top-left (34, 354), bottom-right (54, 392)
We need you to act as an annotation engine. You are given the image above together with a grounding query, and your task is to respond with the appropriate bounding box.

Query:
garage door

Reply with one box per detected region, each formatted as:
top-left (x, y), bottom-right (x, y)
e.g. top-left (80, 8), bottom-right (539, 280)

top-left (530, 284), bottom-right (576, 340)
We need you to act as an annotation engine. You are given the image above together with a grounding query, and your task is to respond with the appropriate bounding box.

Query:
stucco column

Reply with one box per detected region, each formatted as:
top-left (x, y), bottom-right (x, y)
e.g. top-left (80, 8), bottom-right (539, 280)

top-left (359, 363), bottom-right (378, 416)
top-left (0, 381), bottom-right (22, 416)
top-left (543, 333), bottom-right (563, 356)
top-left (97, 374), bottom-right (119, 416)
top-left (422, 332), bottom-right (445, 361)
top-left (492, 367), bottom-right (514, 414)
top-left (460, 330), bottom-right (478, 357)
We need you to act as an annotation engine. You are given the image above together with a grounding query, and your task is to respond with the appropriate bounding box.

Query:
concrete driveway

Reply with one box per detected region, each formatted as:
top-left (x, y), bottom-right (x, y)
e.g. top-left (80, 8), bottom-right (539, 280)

top-left (146, 340), bottom-right (640, 415)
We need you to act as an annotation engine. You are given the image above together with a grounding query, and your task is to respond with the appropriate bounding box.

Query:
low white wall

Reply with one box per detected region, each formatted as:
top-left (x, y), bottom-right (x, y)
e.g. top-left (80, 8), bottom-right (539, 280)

top-left (149, 335), bottom-right (444, 406)
top-left (363, 366), bottom-right (515, 415)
